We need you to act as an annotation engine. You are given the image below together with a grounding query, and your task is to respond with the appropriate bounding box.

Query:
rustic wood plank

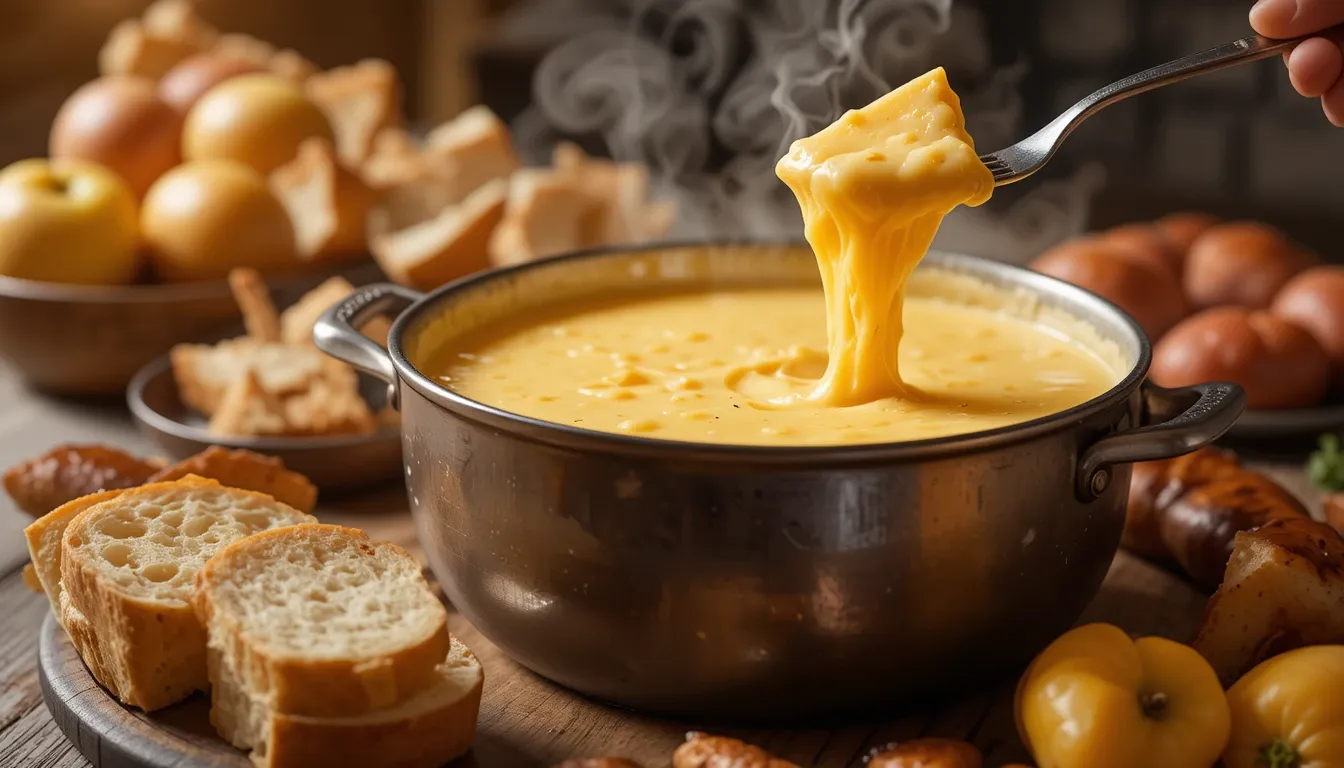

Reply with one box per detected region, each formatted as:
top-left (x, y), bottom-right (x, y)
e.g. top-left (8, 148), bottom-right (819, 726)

top-left (0, 570), bottom-right (86, 768)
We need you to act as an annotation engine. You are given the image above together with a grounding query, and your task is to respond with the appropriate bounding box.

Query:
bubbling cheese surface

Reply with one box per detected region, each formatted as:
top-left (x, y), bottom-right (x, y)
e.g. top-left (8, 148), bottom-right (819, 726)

top-left (775, 66), bottom-right (994, 406)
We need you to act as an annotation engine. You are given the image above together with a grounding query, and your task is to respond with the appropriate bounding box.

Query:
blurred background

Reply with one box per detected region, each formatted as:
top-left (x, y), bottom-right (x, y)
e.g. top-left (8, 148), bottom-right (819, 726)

top-left (2, 0), bottom-right (1338, 260)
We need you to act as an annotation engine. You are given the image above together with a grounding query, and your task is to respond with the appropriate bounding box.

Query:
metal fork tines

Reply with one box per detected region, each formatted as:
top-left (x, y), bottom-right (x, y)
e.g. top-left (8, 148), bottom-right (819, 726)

top-left (979, 28), bottom-right (1316, 186)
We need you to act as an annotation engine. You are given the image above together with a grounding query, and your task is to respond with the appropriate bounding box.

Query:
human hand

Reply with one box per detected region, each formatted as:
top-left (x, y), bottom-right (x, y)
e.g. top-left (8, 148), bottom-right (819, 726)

top-left (1250, 0), bottom-right (1344, 125)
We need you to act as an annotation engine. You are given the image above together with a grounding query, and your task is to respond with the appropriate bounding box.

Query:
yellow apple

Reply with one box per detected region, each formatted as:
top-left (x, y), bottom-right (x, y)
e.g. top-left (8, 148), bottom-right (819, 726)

top-left (141, 159), bottom-right (298, 282)
top-left (0, 158), bottom-right (140, 284)
top-left (182, 73), bottom-right (334, 175)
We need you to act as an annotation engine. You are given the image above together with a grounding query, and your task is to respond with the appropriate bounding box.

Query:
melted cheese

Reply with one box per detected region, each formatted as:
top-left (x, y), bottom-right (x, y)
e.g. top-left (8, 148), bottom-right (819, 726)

top-left (425, 275), bottom-right (1119, 447)
top-left (775, 67), bottom-right (993, 406)
top-left (420, 69), bottom-right (1119, 447)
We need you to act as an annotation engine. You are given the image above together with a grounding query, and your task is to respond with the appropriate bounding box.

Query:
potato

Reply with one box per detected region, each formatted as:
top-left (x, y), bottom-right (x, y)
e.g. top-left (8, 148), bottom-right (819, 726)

top-left (1190, 517), bottom-right (1344, 686)
top-left (1151, 307), bottom-right (1329, 410)
top-left (1271, 266), bottom-right (1344, 385)
top-left (1030, 237), bottom-right (1189, 341)
top-left (1184, 221), bottom-right (1317, 310)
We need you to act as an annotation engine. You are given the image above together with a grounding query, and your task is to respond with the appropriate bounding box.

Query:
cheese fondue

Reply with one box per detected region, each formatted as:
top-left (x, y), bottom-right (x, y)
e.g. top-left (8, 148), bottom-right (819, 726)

top-left (423, 68), bottom-right (1121, 446)
top-left (775, 66), bottom-right (993, 406)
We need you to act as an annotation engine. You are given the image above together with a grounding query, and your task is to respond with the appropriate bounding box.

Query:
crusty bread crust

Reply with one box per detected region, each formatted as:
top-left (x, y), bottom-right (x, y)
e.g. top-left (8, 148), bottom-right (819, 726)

top-left (261, 639), bottom-right (482, 768)
top-left (24, 489), bottom-right (127, 618)
top-left (194, 524), bottom-right (450, 717)
top-left (59, 476), bottom-right (314, 711)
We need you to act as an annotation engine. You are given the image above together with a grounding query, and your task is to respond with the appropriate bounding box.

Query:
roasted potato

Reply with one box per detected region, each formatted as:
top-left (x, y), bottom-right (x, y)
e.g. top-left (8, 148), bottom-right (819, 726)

top-left (1190, 517), bottom-right (1344, 686)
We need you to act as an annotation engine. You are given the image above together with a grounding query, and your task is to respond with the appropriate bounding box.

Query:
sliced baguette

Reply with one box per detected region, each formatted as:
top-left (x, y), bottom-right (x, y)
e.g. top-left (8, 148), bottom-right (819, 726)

top-left (24, 488), bottom-right (127, 618)
top-left (194, 524), bottom-right (449, 718)
top-left (212, 635), bottom-right (482, 768)
top-left (60, 476), bottom-right (315, 711)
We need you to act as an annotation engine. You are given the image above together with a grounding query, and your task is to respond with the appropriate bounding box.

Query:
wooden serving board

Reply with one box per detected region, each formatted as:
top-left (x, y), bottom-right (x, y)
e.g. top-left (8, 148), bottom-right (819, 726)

top-left (36, 551), bottom-right (1210, 768)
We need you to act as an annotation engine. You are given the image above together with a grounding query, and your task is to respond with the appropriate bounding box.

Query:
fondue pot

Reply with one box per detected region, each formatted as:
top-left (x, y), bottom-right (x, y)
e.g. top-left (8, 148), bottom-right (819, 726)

top-left (314, 243), bottom-right (1244, 722)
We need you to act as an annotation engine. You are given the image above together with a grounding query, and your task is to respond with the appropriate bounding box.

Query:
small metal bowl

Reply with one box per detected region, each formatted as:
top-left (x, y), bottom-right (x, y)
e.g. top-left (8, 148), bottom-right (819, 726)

top-left (127, 353), bottom-right (402, 491)
top-left (0, 261), bottom-right (383, 397)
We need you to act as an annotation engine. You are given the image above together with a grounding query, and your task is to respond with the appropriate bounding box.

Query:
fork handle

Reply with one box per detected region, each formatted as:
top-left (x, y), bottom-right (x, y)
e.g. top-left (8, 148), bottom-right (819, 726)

top-left (1076, 33), bottom-right (1301, 115)
top-left (1024, 30), bottom-right (1312, 175)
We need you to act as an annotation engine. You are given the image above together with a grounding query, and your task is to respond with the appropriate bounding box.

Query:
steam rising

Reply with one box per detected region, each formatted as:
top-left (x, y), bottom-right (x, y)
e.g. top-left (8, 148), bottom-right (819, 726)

top-left (515, 0), bottom-right (1103, 262)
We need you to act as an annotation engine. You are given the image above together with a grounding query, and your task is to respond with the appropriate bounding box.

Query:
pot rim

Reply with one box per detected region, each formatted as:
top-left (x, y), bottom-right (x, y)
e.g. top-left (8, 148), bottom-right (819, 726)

top-left (385, 240), bottom-right (1152, 465)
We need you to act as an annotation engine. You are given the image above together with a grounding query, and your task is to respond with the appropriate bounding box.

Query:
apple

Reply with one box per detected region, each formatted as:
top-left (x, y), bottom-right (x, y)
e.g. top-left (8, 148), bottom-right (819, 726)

top-left (141, 159), bottom-right (298, 282)
top-left (158, 53), bottom-right (267, 115)
top-left (182, 73), bottom-right (334, 175)
top-left (49, 76), bottom-right (182, 200)
top-left (0, 158), bottom-right (140, 285)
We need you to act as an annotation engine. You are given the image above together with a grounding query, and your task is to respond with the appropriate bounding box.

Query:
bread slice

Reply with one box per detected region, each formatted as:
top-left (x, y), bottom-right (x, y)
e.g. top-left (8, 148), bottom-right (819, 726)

top-left (371, 178), bottom-right (507, 291)
top-left (24, 489), bottom-right (126, 618)
top-left (423, 105), bottom-right (519, 198)
top-left (487, 169), bottom-right (596, 267)
top-left (194, 524), bottom-right (450, 719)
top-left (59, 476), bottom-right (315, 711)
top-left (148, 447), bottom-right (318, 514)
top-left (212, 636), bottom-right (482, 768)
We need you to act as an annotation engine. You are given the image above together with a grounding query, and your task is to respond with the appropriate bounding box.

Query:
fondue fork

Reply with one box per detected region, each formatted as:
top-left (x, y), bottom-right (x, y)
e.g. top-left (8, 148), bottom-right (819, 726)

top-left (980, 29), bottom-right (1316, 186)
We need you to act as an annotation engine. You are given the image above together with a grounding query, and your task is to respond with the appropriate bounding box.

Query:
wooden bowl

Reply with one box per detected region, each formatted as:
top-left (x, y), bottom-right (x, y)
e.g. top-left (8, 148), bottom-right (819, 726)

top-left (127, 353), bottom-right (402, 491)
top-left (0, 262), bottom-right (384, 396)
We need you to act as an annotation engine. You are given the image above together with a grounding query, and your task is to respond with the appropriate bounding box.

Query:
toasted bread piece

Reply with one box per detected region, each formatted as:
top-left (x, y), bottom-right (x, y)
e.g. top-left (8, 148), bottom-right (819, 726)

top-left (149, 447), bottom-right (317, 514)
top-left (195, 524), bottom-right (450, 719)
top-left (360, 128), bottom-right (423, 190)
top-left (99, 0), bottom-right (218, 79)
top-left (673, 733), bottom-right (798, 768)
top-left (305, 60), bottom-right (404, 168)
top-left (3, 444), bottom-right (161, 517)
top-left (270, 138), bottom-right (375, 262)
top-left (279, 373), bottom-right (377, 437)
top-left (171, 339), bottom-right (334, 416)
top-left (59, 476), bottom-right (314, 710)
top-left (423, 105), bottom-right (519, 200)
top-left (551, 142), bottom-right (676, 246)
top-left (229, 268), bottom-right (282, 343)
top-left (208, 33), bottom-right (315, 83)
top-left (209, 371), bottom-right (290, 437)
top-left (1190, 517), bottom-right (1344, 686)
top-left (211, 33), bottom-right (277, 70)
top-left (24, 489), bottom-right (126, 618)
top-left (488, 169), bottom-right (595, 267)
top-left (268, 49), bottom-right (318, 83)
top-left (372, 178), bottom-right (507, 291)
top-left (279, 276), bottom-right (391, 347)
top-left (212, 635), bottom-right (481, 768)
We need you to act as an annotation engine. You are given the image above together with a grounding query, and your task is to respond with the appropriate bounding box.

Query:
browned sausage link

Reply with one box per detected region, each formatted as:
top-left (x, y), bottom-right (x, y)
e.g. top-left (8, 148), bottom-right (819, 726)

top-left (1122, 447), bottom-right (1308, 590)
top-left (867, 738), bottom-right (983, 768)
top-left (1163, 474), bottom-right (1309, 590)
top-left (672, 733), bottom-right (799, 768)
top-left (3, 444), bottom-right (161, 517)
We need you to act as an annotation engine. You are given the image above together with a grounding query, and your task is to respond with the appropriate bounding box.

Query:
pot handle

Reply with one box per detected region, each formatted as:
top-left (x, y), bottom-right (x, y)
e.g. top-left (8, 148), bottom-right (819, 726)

top-left (1076, 381), bottom-right (1245, 501)
top-left (313, 282), bottom-right (424, 409)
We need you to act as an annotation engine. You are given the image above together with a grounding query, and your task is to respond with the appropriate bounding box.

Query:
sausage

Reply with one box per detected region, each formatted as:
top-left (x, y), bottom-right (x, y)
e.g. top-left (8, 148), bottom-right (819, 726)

top-left (1122, 447), bottom-right (1309, 590)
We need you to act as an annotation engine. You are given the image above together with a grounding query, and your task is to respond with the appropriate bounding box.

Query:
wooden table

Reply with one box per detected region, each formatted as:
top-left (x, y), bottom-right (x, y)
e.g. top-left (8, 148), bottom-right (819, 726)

top-left (0, 363), bottom-right (1322, 768)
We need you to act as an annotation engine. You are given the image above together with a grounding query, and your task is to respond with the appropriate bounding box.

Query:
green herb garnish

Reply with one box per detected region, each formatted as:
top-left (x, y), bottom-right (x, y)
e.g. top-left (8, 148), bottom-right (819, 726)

top-left (1307, 433), bottom-right (1344, 491)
